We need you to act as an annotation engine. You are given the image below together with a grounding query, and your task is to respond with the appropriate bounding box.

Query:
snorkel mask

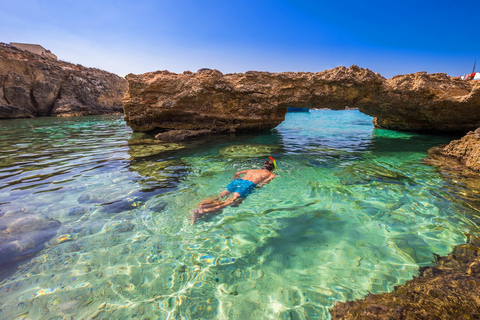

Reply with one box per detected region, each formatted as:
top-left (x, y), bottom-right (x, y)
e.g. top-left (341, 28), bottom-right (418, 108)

top-left (269, 157), bottom-right (277, 170)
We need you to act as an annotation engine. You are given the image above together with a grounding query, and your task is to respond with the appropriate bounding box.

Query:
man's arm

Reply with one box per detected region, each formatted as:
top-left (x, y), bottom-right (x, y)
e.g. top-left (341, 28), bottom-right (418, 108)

top-left (257, 174), bottom-right (275, 187)
top-left (233, 170), bottom-right (249, 179)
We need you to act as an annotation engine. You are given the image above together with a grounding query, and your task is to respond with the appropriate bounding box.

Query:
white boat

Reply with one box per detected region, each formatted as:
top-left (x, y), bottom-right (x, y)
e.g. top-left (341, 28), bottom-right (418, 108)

top-left (459, 61), bottom-right (479, 80)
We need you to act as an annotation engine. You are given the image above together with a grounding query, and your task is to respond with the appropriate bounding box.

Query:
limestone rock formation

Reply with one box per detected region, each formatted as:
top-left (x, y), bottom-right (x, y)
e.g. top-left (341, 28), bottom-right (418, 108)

top-left (425, 128), bottom-right (480, 206)
top-left (368, 72), bottom-right (480, 132)
top-left (123, 66), bottom-right (384, 139)
top-left (330, 235), bottom-right (480, 319)
top-left (123, 67), bottom-right (480, 139)
top-left (429, 127), bottom-right (480, 172)
top-left (0, 43), bottom-right (127, 119)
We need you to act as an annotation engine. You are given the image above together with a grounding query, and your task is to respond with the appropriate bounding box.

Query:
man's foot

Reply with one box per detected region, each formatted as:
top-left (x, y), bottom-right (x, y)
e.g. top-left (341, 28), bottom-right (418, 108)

top-left (199, 199), bottom-right (214, 205)
top-left (190, 212), bottom-right (199, 225)
top-left (190, 208), bottom-right (204, 224)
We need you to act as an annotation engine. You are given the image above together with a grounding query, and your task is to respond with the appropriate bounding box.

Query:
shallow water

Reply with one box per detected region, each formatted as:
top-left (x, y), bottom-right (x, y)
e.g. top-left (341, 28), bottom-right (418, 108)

top-left (0, 110), bottom-right (478, 319)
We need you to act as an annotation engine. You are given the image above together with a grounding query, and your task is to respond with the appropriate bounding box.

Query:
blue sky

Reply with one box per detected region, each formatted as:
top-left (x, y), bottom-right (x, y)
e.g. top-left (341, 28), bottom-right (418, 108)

top-left (1, 0), bottom-right (478, 78)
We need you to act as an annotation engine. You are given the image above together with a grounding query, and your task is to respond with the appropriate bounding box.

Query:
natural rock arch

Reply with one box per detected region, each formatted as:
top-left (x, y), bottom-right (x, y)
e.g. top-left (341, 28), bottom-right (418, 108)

top-left (122, 66), bottom-right (480, 140)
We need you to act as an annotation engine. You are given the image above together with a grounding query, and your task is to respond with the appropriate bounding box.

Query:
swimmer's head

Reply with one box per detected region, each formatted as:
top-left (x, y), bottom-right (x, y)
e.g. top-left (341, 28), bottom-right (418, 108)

top-left (263, 157), bottom-right (276, 171)
top-left (263, 160), bottom-right (274, 171)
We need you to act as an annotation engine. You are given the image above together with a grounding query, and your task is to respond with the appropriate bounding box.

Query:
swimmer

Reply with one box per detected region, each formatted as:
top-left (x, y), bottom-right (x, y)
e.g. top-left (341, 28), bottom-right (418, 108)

top-left (190, 158), bottom-right (277, 224)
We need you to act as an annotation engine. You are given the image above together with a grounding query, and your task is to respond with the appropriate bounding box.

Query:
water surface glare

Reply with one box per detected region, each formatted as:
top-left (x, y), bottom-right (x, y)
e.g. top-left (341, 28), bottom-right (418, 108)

top-left (0, 111), bottom-right (478, 319)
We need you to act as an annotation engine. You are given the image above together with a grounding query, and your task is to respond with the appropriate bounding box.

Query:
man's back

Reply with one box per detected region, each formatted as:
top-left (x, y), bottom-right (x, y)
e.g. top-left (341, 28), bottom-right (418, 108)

top-left (237, 169), bottom-right (275, 185)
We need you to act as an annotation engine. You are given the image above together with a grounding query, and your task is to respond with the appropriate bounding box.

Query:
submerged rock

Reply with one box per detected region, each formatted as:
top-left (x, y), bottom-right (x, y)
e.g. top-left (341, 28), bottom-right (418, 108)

top-left (0, 213), bottom-right (61, 266)
top-left (330, 235), bottom-right (480, 319)
top-left (0, 43), bottom-right (127, 118)
top-left (218, 144), bottom-right (276, 158)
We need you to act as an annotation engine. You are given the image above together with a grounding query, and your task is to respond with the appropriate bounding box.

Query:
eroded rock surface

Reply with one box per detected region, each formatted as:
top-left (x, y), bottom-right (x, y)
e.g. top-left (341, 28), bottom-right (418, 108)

top-left (330, 235), bottom-right (480, 320)
top-left (429, 127), bottom-right (480, 172)
top-left (123, 67), bottom-right (480, 139)
top-left (370, 72), bottom-right (480, 132)
top-left (425, 128), bottom-right (480, 209)
top-left (0, 43), bottom-right (127, 118)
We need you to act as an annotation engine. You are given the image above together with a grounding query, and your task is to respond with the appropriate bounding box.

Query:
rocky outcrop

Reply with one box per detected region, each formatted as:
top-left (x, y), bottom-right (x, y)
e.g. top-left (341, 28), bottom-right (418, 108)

top-left (425, 128), bottom-right (480, 208)
top-left (330, 235), bottom-right (480, 319)
top-left (123, 67), bottom-right (480, 139)
top-left (428, 127), bottom-right (480, 173)
top-left (0, 43), bottom-right (127, 119)
top-left (369, 72), bottom-right (480, 132)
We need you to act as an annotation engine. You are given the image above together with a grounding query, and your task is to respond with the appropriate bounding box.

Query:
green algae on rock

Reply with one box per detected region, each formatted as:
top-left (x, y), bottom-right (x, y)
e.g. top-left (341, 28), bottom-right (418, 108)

top-left (218, 144), bottom-right (276, 158)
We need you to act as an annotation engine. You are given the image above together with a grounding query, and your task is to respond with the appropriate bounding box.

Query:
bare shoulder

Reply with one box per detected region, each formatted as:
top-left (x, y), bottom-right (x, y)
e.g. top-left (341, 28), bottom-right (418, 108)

top-left (260, 169), bottom-right (275, 178)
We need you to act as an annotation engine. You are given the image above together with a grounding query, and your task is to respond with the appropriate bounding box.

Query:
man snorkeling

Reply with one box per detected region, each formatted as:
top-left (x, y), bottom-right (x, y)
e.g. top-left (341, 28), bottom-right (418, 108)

top-left (190, 157), bottom-right (277, 224)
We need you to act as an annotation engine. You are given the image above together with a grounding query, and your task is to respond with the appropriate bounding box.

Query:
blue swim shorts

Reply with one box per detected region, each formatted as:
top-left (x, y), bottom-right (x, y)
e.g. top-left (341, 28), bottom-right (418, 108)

top-left (226, 179), bottom-right (257, 198)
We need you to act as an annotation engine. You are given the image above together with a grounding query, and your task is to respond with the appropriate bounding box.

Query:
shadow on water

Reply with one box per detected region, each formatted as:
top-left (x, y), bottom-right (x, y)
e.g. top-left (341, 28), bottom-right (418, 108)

top-left (251, 209), bottom-right (345, 260)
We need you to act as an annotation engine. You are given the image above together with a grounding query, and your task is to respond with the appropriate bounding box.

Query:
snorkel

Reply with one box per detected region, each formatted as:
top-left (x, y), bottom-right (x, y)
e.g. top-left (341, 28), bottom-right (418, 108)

top-left (269, 157), bottom-right (277, 170)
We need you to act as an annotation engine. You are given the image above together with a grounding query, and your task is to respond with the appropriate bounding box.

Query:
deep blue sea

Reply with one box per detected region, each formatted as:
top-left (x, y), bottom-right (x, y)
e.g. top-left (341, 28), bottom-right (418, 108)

top-left (0, 110), bottom-right (478, 319)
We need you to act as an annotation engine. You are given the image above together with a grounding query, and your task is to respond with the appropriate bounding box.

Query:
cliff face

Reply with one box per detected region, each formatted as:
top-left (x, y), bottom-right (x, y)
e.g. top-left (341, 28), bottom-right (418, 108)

top-left (123, 67), bottom-right (480, 139)
top-left (0, 43), bottom-right (127, 119)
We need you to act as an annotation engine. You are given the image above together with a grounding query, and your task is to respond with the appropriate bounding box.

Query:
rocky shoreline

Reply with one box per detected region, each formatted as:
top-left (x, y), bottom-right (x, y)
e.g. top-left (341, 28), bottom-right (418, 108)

top-left (0, 43), bottom-right (127, 119)
top-left (330, 129), bottom-right (480, 319)
top-left (331, 235), bottom-right (480, 319)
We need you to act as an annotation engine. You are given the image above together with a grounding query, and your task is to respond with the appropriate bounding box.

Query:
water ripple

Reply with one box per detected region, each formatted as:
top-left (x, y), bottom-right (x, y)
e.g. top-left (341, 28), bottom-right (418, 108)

top-left (0, 112), bottom-right (478, 319)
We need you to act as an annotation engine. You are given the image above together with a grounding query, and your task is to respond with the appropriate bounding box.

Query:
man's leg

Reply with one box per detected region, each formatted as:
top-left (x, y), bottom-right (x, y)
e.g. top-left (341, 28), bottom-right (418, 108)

top-left (191, 193), bottom-right (241, 224)
top-left (214, 190), bottom-right (231, 200)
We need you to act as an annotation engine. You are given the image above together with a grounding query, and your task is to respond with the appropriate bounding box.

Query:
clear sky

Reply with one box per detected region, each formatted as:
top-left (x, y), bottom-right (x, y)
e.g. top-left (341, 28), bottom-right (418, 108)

top-left (1, 0), bottom-right (478, 78)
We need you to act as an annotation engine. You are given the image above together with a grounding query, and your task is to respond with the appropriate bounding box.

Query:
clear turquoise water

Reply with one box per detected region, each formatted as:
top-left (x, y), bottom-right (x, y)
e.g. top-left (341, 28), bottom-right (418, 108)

top-left (0, 110), bottom-right (478, 319)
